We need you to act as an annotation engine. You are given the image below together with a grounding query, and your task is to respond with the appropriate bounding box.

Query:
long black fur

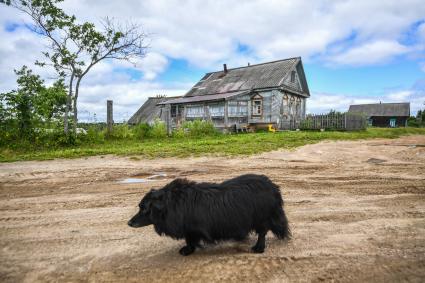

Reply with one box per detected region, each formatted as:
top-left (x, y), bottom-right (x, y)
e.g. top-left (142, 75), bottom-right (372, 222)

top-left (128, 174), bottom-right (290, 255)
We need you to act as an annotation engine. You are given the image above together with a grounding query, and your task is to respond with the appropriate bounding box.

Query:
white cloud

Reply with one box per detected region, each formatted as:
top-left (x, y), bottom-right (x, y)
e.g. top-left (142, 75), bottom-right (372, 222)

top-left (386, 90), bottom-right (414, 101)
top-left (2, 0), bottom-right (425, 121)
top-left (56, 0), bottom-right (425, 67)
top-left (418, 22), bottom-right (425, 42)
top-left (131, 52), bottom-right (169, 80)
top-left (77, 81), bottom-right (189, 122)
top-left (327, 40), bottom-right (411, 66)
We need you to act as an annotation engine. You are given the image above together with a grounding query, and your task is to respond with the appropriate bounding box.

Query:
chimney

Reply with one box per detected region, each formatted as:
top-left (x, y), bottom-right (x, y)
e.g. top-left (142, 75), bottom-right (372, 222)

top-left (223, 63), bottom-right (227, 73)
top-left (248, 62), bottom-right (250, 66)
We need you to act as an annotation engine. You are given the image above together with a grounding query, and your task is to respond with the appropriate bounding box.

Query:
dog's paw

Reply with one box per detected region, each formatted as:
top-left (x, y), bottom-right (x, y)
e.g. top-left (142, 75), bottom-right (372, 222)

top-left (251, 245), bottom-right (265, 253)
top-left (179, 245), bottom-right (195, 256)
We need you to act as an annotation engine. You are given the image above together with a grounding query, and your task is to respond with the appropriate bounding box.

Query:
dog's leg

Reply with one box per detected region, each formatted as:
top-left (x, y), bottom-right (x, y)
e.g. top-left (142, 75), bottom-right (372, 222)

top-left (179, 234), bottom-right (200, 256)
top-left (251, 231), bottom-right (267, 253)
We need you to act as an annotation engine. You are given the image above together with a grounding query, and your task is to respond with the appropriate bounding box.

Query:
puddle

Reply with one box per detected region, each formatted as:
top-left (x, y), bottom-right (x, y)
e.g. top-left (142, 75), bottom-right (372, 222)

top-left (117, 173), bottom-right (167, 184)
top-left (366, 158), bottom-right (386, 164)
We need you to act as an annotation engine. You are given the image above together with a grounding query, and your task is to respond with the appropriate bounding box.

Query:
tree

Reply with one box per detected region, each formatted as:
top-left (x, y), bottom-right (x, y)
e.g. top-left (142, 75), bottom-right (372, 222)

top-left (2, 0), bottom-right (148, 134)
top-left (2, 66), bottom-right (44, 137)
top-left (35, 79), bottom-right (67, 122)
top-left (0, 66), bottom-right (67, 138)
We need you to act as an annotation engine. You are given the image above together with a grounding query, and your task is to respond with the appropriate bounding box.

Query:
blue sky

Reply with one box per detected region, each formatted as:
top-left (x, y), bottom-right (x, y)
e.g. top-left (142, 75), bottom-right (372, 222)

top-left (1, 0), bottom-right (425, 121)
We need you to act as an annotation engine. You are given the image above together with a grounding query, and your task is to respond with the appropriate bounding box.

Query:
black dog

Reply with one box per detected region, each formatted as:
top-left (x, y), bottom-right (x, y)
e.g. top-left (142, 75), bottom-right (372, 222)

top-left (128, 174), bottom-right (290, 255)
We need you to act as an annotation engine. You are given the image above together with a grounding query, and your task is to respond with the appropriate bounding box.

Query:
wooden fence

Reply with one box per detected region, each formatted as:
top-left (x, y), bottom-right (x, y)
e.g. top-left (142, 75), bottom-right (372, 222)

top-left (297, 112), bottom-right (367, 131)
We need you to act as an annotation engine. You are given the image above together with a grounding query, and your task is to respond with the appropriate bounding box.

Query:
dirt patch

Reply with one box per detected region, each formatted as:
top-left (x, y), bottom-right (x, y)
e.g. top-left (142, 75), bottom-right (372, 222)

top-left (1, 135), bottom-right (425, 282)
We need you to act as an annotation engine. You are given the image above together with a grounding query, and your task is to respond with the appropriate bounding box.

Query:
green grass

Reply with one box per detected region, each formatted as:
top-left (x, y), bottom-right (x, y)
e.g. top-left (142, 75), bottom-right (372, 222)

top-left (1, 127), bottom-right (425, 162)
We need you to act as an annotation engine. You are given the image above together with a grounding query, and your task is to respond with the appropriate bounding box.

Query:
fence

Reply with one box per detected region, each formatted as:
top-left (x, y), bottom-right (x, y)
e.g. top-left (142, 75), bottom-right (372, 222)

top-left (298, 112), bottom-right (367, 131)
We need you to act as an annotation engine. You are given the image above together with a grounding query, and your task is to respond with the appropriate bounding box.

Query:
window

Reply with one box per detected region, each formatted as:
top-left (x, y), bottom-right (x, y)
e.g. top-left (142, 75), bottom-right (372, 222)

top-left (208, 104), bottom-right (224, 117)
top-left (290, 71), bottom-right (296, 83)
top-left (228, 101), bottom-right (248, 117)
top-left (170, 105), bottom-right (177, 117)
top-left (171, 105), bottom-right (183, 117)
top-left (251, 94), bottom-right (263, 116)
top-left (252, 100), bottom-right (262, 115)
top-left (186, 105), bottom-right (204, 118)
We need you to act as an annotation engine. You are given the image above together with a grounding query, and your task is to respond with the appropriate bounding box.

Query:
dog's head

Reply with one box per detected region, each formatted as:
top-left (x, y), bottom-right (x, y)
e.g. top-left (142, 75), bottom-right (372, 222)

top-left (128, 188), bottom-right (166, 228)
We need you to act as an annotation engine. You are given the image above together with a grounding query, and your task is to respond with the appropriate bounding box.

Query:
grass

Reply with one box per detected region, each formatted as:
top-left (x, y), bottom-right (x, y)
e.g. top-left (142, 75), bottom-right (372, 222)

top-left (1, 127), bottom-right (425, 162)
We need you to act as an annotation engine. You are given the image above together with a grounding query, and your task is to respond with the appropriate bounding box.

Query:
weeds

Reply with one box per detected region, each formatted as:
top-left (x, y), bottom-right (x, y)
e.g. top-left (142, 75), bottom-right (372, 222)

top-left (1, 127), bottom-right (424, 162)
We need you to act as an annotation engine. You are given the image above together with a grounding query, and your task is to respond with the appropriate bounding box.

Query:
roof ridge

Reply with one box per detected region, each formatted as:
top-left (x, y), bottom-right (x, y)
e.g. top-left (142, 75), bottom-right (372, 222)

top-left (147, 96), bottom-right (182, 99)
top-left (206, 57), bottom-right (301, 74)
top-left (351, 102), bottom-right (410, 106)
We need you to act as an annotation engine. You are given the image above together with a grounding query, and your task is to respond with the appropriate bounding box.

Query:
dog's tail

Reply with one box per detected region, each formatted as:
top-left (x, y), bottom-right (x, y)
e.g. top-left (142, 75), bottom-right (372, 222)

top-left (270, 207), bottom-right (291, 240)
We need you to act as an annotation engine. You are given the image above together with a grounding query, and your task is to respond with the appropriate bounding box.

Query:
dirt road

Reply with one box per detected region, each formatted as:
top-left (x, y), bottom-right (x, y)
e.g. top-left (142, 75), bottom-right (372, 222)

top-left (1, 136), bottom-right (425, 282)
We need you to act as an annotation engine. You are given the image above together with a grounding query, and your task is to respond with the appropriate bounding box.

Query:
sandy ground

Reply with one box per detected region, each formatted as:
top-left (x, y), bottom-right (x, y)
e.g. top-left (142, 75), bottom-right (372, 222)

top-left (1, 136), bottom-right (425, 282)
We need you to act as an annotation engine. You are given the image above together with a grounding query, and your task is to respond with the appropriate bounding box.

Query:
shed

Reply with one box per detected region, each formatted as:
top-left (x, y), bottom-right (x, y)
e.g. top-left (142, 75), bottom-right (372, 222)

top-left (128, 96), bottom-right (181, 125)
top-left (348, 102), bottom-right (410, 127)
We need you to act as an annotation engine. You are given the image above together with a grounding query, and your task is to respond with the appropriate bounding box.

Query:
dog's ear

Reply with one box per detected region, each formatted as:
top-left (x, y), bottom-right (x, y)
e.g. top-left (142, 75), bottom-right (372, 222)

top-left (150, 189), bottom-right (166, 215)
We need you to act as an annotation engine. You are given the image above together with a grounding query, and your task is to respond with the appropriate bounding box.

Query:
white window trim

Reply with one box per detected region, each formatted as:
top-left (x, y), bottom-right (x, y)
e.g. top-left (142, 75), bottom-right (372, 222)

top-left (252, 99), bottom-right (263, 116)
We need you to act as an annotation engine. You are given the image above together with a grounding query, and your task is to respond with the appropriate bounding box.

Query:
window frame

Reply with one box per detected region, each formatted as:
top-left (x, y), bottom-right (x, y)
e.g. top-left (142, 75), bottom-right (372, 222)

top-left (208, 103), bottom-right (225, 117)
top-left (185, 105), bottom-right (205, 118)
top-left (228, 100), bottom-right (248, 117)
top-left (251, 94), bottom-right (263, 116)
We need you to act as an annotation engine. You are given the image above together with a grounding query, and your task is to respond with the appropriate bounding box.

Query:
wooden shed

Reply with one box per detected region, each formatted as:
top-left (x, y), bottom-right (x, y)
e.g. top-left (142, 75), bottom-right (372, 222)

top-left (348, 102), bottom-right (410, 127)
top-left (128, 96), bottom-right (181, 125)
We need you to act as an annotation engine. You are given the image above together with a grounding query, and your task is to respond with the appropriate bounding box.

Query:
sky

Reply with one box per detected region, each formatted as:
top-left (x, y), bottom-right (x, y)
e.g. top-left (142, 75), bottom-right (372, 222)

top-left (1, 0), bottom-right (425, 122)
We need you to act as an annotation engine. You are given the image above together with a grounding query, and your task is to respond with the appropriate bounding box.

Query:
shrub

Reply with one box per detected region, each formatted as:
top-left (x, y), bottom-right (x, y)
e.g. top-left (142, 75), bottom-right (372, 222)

top-left (133, 123), bottom-right (152, 139)
top-left (149, 119), bottom-right (167, 139)
top-left (80, 125), bottom-right (105, 143)
top-left (179, 120), bottom-right (218, 137)
top-left (107, 124), bottom-right (134, 139)
top-left (407, 117), bottom-right (420, 127)
top-left (172, 127), bottom-right (186, 138)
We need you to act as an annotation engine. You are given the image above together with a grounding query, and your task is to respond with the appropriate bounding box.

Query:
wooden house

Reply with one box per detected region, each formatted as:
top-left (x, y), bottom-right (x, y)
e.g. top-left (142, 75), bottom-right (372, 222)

top-left (348, 102), bottom-right (410, 127)
top-left (158, 57), bottom-right (310, 131)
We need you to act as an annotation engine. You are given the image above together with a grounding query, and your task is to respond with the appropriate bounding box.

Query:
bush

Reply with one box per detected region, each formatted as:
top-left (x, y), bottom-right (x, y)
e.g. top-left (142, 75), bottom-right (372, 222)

top-left (106, 124), bottom-right (134, 139)
top-left (407, 117), bottom-right (420, 127)
top-left (133, 123), bottom-right (152, 139)
top-left (179, 120), bottom-right (218, 137)
top-left (149, 119), bottom-right (167, 139)
top-left (80, 125), bottom-right (105, 143)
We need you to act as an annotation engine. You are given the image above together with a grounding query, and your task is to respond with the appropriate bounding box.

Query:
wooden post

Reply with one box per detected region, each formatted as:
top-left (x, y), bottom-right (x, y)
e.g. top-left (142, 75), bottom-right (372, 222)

top-left (224, 100), bottom-right (229, 130)
top-left (107, 100), bottom-right (113, 134)
top-left (165, 104), bottom-right (172, 136)
top-left (182, 105), bottom-right (186, 122)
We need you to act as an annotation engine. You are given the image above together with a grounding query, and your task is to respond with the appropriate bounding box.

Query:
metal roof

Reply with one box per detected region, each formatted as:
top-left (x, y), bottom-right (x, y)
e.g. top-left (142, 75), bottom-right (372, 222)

top-left (348, 102), bottom-right (410, 117)
top-left (184, 57), bottom-right (308, 97)
top-left (159, 90), bottom-right (249, 105)
top-left (128, 96), bottom-right (181, 124)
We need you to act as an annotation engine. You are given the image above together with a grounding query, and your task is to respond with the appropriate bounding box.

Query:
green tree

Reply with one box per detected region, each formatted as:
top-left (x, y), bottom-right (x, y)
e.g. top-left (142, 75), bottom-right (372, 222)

top-left (417, 110), bottom-right (423, 123)
top-left (35, 79), bottom-right (67, 122)
top-left (2, 0), bottom-right (148, 134)
top-left (1, 66), bottom-right (44, 137)
top-left (0, 66), bottom-right (67, 138)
